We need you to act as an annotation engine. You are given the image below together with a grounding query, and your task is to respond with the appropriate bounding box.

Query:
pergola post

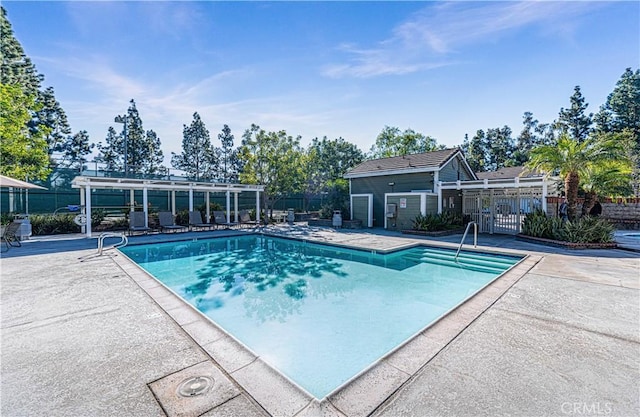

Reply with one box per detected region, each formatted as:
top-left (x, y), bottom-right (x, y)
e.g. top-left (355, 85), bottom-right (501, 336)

top-left (129, 190), bottom-right (135, 212)
top-left (189, 187), bottom-right (194, 212)
top-left (206, 192), bottom-right (210, 222)
top-left (171, 191), bottom-right (176, 215)
top-left (85, 184), bottom-right (92, 237)
top-left (542, 181), bottom-right (548, 213)
top-left (80, 187), bottom-right (86, 235)
top-left (234, 192), bottom-right (239, 223)
top-left (142, 187), bottom-right (149, 228)
top-left (226, 191), bottom-right (231, 223)
top-left (256, 190), bottom-right (261, 224)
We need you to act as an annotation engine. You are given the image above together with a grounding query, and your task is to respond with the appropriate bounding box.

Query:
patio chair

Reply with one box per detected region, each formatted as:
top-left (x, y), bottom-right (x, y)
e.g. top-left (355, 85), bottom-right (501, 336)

top-left (189, 211), bottom-right (215, 231)
top-left (158, 211), bottom-right (187, 233)
top-left (212, 211), bottom-right (237, 229)
top-left (1, 222), bottom-right (22, 253)
top-left (239, 210), bottom-right (260, 228)
top-left (128, 211), bottom-right (151, 236)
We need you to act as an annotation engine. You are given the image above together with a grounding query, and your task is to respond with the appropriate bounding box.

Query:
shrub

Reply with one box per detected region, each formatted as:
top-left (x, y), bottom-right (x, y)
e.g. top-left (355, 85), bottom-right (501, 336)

top-left (30, 214), bottom-right (80, 235)
top-left (521, 210), bottom-right (614, 243)
top-left (412, 212), bottom-right (463, 232)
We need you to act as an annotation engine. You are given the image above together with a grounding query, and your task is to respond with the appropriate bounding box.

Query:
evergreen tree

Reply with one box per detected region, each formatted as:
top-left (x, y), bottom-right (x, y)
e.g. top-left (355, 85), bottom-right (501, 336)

top-left (486, 126), bottom-right (515, 171)
top-left (0, 7), bottom-right (42, 96)
top-left (98, 100), bottom-right (166, 176)
top-left (59, 130), bottom-right (94, 171)
top-left (557, 86), bottom-right (593, 142)
top-left (461, 131), bottom-right (487, 173)
top-left (599, 68), bottom-right (640, 148)
top-left (30, 86), bottom-right (71, 156)
top-left (217, 124), bottom-right (239, 182)
top-left (171, 112), bottom-right (216, 180)
top-left (97, 127), bottom-right (122, 172)
top-left (143, 130), bottom-right (167, 176)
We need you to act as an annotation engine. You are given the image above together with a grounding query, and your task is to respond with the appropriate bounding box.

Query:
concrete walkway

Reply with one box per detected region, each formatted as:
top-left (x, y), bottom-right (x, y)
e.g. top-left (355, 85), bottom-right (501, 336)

top-left (1, 226), bottom-right (638, 416)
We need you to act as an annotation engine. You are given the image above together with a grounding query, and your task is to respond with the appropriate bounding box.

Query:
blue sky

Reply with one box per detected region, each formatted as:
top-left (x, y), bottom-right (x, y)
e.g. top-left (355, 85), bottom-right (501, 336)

top-left (5, 1), bottom-right (639, 164)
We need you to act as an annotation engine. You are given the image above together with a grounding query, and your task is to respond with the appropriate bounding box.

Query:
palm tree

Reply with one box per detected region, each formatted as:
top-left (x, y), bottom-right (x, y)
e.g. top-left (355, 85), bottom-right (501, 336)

top-left (580, 161), bottom-right (632, 215)
top-left (526, 133), bottom-right (629, 221)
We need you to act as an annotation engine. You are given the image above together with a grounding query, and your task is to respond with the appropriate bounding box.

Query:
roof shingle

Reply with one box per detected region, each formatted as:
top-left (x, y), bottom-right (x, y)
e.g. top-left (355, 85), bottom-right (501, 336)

top-left (345, 148), bottom-right (459, 177)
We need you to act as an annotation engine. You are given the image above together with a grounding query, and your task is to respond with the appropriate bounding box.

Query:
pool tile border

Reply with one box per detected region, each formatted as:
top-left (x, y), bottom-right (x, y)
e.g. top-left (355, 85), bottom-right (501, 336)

top-left (112, 238), bottom-right (541, 417)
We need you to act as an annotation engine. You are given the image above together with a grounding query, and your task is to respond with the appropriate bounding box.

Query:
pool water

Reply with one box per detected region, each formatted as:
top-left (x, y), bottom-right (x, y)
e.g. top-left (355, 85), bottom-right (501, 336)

top-left (120, 235), bottom-right (520, 398)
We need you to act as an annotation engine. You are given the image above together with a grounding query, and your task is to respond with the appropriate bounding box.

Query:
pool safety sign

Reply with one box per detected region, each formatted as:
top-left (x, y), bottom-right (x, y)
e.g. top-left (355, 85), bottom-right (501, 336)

top-left (400, 198), bottom-right (407, 209)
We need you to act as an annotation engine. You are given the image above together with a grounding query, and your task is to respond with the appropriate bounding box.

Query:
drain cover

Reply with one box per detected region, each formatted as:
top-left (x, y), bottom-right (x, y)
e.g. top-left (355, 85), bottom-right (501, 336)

top-left (177, 376), bottom-right (214, 397)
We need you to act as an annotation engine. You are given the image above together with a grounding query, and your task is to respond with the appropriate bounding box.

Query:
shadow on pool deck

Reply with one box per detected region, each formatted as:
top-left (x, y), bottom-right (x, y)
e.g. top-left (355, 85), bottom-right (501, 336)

top-left (1, 225), bottom-right (638, 416)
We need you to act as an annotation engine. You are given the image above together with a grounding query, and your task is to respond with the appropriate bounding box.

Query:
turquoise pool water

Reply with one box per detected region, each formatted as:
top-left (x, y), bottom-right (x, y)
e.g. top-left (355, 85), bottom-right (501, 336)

top-left (120, 235), bottom-right (520, 398)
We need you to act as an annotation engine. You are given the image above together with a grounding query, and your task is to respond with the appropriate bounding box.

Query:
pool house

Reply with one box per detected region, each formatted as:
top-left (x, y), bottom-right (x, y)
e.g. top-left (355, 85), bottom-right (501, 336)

top-left (345, 149), bottom-right (556, 234)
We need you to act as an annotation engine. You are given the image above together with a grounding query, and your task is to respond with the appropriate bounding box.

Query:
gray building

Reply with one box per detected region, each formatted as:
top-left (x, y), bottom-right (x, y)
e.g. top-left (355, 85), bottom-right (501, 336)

top-left (344, 148), bottom-right (476, 230)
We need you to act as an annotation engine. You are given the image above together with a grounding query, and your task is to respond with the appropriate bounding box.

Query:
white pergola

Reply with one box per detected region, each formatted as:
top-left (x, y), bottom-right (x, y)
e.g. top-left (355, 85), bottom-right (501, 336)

top-left (71, 176), bottom-right (264, 237)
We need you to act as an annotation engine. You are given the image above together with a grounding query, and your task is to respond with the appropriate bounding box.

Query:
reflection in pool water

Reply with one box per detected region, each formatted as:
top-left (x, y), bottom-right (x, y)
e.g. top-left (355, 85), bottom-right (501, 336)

top-left (121, 235), bottom-right (520, 398)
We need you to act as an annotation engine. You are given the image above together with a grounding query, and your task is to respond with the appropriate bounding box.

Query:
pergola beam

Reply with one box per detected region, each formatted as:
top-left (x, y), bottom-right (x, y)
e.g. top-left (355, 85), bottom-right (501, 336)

top-left (71, 176), bottom-right (264, 237)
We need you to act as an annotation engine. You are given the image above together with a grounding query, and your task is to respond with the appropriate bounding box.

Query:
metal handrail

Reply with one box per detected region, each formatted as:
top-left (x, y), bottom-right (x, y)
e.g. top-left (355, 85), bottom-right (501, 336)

top-left (97, 232), bottom-right (128, 255)
top-left (454, 221), bottom-right (477, 261)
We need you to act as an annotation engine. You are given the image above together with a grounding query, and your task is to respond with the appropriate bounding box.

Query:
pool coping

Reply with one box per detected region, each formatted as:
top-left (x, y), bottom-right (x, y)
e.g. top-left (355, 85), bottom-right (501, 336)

top-left (113, 233), bottom-right (542, 417)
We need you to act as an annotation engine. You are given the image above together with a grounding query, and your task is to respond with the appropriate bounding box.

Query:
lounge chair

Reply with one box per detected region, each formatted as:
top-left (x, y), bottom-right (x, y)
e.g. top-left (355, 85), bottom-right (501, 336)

top-left (212, 211), bottom-right (237, 229)
top-left (239, 210), bottom-right (260, 228)
top-left (158, 211), bottom-right (187, 233)
top-left (128, 211), bottom-right (150, 236)
top-left (1, 222), bottom-right (22, 252)
top-left (189, 211), bottom-right (215, 231)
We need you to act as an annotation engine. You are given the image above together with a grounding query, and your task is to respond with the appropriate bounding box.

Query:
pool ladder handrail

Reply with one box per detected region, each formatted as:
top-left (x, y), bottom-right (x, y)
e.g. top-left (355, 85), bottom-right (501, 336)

top-left (454, 221), bottom-right (478, 262)
top-left (98, 232), bottom-right (128, 255)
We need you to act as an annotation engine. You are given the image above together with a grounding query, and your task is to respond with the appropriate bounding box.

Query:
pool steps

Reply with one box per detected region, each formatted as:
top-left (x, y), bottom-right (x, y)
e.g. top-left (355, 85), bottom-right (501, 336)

top-left (402, 247), bottom-right (517, 274)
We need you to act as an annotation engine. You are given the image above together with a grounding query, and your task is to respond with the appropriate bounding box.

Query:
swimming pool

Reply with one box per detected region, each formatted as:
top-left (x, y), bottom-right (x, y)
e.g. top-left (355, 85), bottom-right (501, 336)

top-left (120, 235), bottom-right (521, 398)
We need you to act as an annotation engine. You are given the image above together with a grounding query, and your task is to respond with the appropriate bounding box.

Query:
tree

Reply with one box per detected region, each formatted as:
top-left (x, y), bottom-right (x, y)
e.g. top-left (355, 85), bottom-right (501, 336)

top-left (58, 130), bottom-right (94, 171)
top-left (0, 7), bottom-right (42, 96)
top-left (238, 124), bottom-right (305, 218)
top-left (171, 112), bottom-right (216, 180)
top-left (98, 99), bottom-right (167, 176)
top-left (369, 126), bottom-right (439, 158)
top-left (217, 124), bottom-right (240, 182)
top-left (0, 83), bottom-right (50, 180)
top-left (557, 86), bottom-right (593, 142)
top-left (97, 127), bottom-right (121, 172)
top-left (303, 136), bottom-right (364, 211)
top-left (513, 112), bottom-right (554, 165)
top-left (485, 126), bottom-right (515, 170)
top-left (526, 133), bottom-right (628, 221)
top-left (30, 86), bottom-right (71, 156)
top-left (461, 132), bottom-right (487, 173)
top-left (596, 68), bottom-right (640, 148)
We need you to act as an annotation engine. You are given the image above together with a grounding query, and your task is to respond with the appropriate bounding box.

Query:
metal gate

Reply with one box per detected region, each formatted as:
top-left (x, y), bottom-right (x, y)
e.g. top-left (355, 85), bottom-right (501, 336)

top-left (463, 188), bottom-right (543, 234)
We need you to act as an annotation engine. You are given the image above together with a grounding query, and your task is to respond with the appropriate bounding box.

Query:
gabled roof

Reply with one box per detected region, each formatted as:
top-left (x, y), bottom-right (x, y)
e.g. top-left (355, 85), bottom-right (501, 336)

top-left (475, 166), bottom-right (543, 180)
top-left (344, 148), bottom-right (461, 179)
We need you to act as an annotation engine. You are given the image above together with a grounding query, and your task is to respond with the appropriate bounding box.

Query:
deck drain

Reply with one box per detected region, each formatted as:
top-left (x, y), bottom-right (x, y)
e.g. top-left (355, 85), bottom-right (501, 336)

top-left (177, 376), bottom-right (214, 397)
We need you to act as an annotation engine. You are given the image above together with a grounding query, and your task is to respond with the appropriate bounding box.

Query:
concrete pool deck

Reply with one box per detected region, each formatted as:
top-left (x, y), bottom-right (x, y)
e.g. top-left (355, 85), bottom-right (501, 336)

top-left (1, 226), bottom-right (638, 416)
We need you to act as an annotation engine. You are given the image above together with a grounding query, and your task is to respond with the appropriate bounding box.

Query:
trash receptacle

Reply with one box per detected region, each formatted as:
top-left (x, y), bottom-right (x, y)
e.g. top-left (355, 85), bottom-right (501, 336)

top-left (13, 216), bottom-right (32, 240)
top-left (332, 210), bottom-right (342, 228)
top-left (287, 208), bottom-right (295, 224)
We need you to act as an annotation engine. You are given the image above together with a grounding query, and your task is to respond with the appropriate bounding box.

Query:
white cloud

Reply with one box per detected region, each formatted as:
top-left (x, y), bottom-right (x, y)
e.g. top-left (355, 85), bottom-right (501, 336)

top-left (323, 1), bottom-right (601, 79)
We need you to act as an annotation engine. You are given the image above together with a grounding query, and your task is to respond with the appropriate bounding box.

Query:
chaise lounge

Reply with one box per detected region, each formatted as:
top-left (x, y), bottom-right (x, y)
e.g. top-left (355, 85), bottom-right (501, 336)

top-left (158, 211), bottom-right (187, 233)
top-left (189, 211), bottom-right (215, 231)
top-left (128, 211), bottom-right (151, 236)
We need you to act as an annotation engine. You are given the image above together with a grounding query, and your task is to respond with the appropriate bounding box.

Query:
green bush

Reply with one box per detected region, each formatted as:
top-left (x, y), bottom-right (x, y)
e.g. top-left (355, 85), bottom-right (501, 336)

top-left (30, 214), bottom-right (80, 235)
top-left (521, 210), bottom-right (614, 243)
top-left (412, 212), bottom-right (463, 231)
